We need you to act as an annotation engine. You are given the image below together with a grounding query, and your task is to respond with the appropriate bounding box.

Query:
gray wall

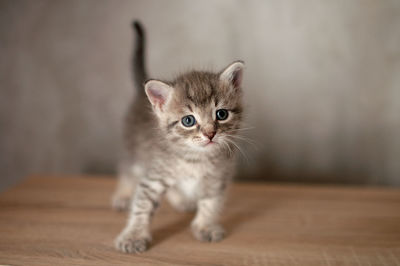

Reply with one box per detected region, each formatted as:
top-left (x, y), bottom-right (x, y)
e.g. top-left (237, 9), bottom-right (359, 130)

top-left (1, 0), bottom-right (400, 190)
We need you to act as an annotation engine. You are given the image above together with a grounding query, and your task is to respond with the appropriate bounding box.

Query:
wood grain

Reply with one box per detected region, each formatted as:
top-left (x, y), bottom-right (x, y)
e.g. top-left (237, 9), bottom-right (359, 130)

top-left (0, 176), bottom-right (399, 265)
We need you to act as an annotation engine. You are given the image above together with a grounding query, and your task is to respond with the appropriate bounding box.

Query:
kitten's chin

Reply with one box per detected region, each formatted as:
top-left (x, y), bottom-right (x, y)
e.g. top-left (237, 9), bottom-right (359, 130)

top-left (195, 141), bottom-right (220, 152)
top-left (181, 140), bottom-right (215, 152)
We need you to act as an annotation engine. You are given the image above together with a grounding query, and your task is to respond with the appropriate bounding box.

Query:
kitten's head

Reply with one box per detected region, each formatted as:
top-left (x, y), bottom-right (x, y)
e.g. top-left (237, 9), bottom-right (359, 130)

top-left (145, 61), bottom-right (244, 153)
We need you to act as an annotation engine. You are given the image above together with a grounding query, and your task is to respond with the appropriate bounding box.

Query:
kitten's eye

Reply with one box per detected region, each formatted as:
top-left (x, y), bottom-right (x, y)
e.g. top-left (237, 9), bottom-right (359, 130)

top-left (181, 115), bottom-right (196, 127)
top-left (216, 109), bottom-right (229, 121)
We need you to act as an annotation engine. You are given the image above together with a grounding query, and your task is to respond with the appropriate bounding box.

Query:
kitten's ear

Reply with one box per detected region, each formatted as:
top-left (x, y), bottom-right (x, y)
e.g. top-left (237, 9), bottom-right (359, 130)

top-left (219, 60), bottom-right (245, 89)
top-left (144, 80), bottom-right (173, 111)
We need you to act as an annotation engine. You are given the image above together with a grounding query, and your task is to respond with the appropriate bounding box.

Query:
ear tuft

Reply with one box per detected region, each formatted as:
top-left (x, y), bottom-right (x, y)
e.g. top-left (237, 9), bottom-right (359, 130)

top-left (220, 61), bottom-right (245, 89)
top-left (144, 80), bottom-right (173, 110)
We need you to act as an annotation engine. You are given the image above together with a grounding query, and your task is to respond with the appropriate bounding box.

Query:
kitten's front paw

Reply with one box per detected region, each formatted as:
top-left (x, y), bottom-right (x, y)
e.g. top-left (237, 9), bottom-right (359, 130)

top-left (191, 224), bottom-right (226, 242)
top-left (115, 231), bottom-right (151, 254)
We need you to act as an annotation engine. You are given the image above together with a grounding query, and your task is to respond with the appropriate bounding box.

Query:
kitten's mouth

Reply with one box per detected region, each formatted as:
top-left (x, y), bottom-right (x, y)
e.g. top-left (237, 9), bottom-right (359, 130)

top-left (196, 139), bottom-right (218, 148)
top-left (204, 140), bottom-right (216, 146)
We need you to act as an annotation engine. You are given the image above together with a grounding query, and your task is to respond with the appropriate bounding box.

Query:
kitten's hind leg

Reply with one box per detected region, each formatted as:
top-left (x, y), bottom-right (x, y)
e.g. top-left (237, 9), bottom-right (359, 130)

top-left (166, 187), bottom-right (197, 212)
top-left (111, 163), bottom-right (142, 211)
top-left (112, 174), bottom-right (135, 211)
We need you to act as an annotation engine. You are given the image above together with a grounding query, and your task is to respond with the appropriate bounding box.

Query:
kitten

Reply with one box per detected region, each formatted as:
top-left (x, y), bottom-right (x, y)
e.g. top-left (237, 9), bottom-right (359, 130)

top-left (113, 21), bottom-right (245, 253)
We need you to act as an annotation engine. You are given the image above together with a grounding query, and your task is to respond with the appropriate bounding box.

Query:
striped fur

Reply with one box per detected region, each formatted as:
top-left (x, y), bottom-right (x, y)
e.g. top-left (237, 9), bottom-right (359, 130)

top-left (113, 21), bottom-right (245, 253)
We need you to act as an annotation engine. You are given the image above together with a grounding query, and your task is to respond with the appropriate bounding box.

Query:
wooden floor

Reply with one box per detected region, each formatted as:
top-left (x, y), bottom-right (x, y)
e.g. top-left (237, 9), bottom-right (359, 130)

top-left (0, 176), bottom-right (399, 265)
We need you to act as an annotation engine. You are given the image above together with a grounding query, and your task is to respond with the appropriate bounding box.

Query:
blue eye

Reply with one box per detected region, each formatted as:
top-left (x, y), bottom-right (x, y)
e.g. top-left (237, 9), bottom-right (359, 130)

top-left (216, 109), bottom-right (229, 121)
top-left (181, 115), bottom-right (196, 127)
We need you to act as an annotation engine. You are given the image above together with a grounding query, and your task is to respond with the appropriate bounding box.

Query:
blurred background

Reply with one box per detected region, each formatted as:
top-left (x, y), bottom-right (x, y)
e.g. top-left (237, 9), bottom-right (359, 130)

top-left (1, 0), bottom-right (400, 191)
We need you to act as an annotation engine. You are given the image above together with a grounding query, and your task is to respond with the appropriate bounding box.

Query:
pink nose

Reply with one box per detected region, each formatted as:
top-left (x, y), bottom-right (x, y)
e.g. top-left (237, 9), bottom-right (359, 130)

top-left (203, 131), bottom-right (216, 140)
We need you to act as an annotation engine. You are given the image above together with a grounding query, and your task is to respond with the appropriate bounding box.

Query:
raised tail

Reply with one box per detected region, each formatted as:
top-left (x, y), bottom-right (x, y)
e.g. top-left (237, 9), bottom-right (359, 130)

top-left (131, 20), bottom-right (147, 95)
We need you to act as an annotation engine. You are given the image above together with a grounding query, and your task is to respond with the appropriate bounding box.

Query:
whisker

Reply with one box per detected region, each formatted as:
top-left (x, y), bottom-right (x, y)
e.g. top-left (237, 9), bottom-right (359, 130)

top-left (226, 134), bottom-right (257, 145)
top-left (217, 140), bottom-right (225, 154)
top-left (222, 139), bottom-right (234, 157)
top-left (223, 134), bottom-right (259, 151)
top-left (226, 127), bottom-right (255, 133)
top-left (218, 140), bottom-right (228, 157)
top-left (221, 139), bottom-right (230, 156)
top-left (224, 138), bottom-right (249, 164)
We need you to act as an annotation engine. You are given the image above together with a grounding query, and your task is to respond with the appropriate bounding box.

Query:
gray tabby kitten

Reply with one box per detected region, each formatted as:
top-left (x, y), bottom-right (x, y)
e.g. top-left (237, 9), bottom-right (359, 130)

top-left (113, 21), bottom-right (244, 254)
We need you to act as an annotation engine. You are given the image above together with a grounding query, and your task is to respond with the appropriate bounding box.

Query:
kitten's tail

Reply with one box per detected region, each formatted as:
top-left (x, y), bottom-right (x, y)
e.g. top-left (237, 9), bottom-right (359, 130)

top-left (131, 20), bottom-right (147, 95)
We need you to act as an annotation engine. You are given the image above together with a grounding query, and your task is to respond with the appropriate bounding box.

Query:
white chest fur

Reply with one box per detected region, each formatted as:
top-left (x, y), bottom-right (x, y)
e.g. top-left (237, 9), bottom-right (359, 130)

top-left (174, 160), bottom-right (210, 200)
top-left (177, 176), bottom-right (201, 200)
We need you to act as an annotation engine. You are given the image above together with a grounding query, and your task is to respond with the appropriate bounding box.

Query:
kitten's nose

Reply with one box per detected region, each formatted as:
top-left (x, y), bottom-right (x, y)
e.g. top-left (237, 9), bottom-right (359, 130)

top-left (203, 131), bottom-right (216, 140)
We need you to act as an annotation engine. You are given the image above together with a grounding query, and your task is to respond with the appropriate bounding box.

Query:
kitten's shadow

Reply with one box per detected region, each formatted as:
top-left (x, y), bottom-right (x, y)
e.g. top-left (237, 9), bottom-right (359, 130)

top-left (222, 209), bottom-right (260, 235)
top-left (222, 199), bottom-right (270, 237)
top-left (151, 198), bottom-right (268, 245)
top-left (151, 212), bottom-right (193, 246)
